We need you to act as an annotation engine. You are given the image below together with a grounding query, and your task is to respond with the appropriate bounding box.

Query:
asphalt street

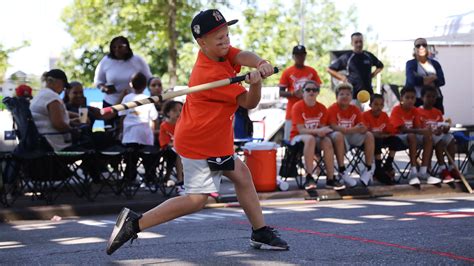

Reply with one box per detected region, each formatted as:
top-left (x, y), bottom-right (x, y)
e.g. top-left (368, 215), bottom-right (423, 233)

top-left (1, 194), bottom-right (474, 265)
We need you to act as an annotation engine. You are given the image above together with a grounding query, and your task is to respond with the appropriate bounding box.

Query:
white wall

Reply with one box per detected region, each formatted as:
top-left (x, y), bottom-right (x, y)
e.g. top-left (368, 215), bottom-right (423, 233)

top-left (436, 45), bottom-right (474, 126)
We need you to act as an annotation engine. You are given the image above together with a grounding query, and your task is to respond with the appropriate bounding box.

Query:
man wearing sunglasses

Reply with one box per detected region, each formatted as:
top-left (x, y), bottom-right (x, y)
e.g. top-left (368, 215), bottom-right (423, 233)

top-left (290, 81), bottom-right (345, 191)
top-left (405, 38), bottom-right (446, 113)
top-left (327, 32), bottom-right (384, 109)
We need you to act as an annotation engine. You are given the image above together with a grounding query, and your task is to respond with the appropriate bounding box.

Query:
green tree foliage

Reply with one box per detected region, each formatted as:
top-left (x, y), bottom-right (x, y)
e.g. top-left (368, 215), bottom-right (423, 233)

top-left (59, 0), bottom-right (203, 87)
top-left (238, 0), bottom-right (357, 88)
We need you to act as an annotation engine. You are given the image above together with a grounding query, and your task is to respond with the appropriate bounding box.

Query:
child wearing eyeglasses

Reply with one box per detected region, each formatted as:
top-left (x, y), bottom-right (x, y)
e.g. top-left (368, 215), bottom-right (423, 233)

top-left (290, 81), bottom-right (345, 191)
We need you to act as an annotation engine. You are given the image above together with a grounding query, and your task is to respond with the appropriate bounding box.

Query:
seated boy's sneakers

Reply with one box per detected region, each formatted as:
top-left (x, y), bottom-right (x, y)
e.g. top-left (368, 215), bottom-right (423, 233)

top-left (408, 176), bottom-right (421, 185)
top-left (360, 170), bottom-right (373, 187)
top-left (440, 169), bottom-right (454, 184)
top-left (326, 179), bottom-right (346, 190)
top-left (419, 173), bottom-right (442, 185)
top-left (426, 176), bottom-right (442, 185)
top-left (304, 174), bottom-right (317, 190)
top-left (339, 171), bottom-right (357, 188)
top-left (383, 164), bottom-right (396, 180)
top-left (374, 168), bottom-right (393, 185)
top-left (106, 208), bottom-right (142, 255)
top-left (450, 169), bottom-right (462, 182)
top-left (250, 226), bottom-right (289, 250)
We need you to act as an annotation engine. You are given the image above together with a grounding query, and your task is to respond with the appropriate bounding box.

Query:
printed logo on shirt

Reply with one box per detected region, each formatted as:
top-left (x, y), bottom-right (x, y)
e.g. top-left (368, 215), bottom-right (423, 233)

top-left (337, 113), bottom-right (357, 128)
top-left (420, 117), bottom-right (439, 130)
top-left (403, 119), bottom-right (414, 129)
top-left (372, 123), bottom-right (386, 132)
top-left (302, 112), bottom-right (323, 129)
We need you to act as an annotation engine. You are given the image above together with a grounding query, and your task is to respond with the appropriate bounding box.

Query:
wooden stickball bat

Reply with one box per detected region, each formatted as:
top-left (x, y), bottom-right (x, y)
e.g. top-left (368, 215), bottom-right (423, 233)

top-left (445, 148), bottom-right (473, 194)
top-left (100, 67), bottom-right (279, 115)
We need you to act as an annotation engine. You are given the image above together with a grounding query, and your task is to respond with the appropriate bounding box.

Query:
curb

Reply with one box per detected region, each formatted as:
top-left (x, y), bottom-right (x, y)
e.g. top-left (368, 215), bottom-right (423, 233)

top-left (0, 181), bottom-right (472, 222)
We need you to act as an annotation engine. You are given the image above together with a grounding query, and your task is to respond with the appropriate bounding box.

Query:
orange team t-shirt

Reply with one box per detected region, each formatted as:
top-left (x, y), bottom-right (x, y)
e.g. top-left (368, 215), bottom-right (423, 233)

top-left (362, 110), bottom-right (394, 134)
top-left (290, 100), bottom-right (327, 140)
top-left (416, 107), bottom-right (443, 130)
top-left (326, 103), bottom-right (363, 128)
top-left (389, 104), bottom-right (420, 134)
top-left (159, 120), bottom-right (175, 149)
top-left (174, 46), bottom-right (245, 159)
top-left (279, 65), bottom-right (322, 120)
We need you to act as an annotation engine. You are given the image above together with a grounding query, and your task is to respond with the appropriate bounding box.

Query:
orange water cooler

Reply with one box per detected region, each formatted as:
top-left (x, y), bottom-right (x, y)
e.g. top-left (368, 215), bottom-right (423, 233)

top-left (243, 142), bottom-right (278, 192)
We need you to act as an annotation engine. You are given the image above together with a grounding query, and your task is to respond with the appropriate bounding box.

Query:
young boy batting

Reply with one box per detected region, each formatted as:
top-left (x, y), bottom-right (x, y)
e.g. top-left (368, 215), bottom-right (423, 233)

top-left (106, 9), bottom-right (288, 255)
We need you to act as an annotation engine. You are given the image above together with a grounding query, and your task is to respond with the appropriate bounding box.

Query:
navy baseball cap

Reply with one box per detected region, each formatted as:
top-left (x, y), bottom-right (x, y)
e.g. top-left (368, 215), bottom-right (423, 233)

top-left (191, 9), bottom-right (238, 39)
top-left (293, 45), bottom-right (307, 54)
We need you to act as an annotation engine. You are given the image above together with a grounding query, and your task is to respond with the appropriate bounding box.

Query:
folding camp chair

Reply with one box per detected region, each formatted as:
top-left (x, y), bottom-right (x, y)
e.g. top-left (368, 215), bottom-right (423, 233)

top-left (279, 140), bottom-right (325, 189)
top-left (453, 131), bottom-right (474, 173)
top-left (2, 97), bottom-right (93, 204)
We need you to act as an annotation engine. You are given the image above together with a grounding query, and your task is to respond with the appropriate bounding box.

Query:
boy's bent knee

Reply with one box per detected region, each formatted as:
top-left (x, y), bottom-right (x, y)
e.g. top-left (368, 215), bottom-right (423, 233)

top-left (187, 194), bottom-right (209, 210)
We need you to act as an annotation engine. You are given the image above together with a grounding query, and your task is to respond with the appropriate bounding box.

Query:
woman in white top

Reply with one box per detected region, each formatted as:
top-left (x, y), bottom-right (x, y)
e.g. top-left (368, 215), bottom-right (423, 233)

top-left (30, 69), bottom-right (75, 151)
top-left (405, 38), bottom-right (446, 113)
top-left (94, 36), bottom-right (152, 130)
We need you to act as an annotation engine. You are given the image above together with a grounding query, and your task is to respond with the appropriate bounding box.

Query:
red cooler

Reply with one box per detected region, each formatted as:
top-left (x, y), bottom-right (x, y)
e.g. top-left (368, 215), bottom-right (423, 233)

top-left (243, 142), bottom-right (279, 192)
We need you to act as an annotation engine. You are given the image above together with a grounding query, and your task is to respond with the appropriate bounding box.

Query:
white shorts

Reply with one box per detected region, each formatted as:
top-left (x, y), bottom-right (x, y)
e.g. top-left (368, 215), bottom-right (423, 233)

top-left (329, 132), bottom-right (366, 151)
top-left (291, 134), bottom-right (325, 153)
top-left (180, 155), bottom-right (237, 194)
top-left (432, 133), bottom-right (454, 146)
top-left (291, 134), bottom-right (322, 146)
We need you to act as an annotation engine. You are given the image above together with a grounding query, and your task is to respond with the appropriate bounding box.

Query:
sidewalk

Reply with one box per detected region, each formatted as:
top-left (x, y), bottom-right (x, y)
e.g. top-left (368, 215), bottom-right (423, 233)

top-left (1, 174), bottom-right (472, 222)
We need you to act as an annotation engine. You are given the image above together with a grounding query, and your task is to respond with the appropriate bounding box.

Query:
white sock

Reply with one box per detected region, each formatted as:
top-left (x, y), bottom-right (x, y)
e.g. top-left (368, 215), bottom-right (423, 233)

top-left (410, 166), bottom-right (418, 174)
top-left (419, 166), bottom-right (428, 175)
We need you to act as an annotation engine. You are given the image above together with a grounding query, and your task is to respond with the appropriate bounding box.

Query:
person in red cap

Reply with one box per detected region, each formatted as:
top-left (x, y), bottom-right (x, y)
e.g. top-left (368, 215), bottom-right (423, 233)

top-left (15, 84), bottom-right (33, 99)
top-left (106, 9), bottom-right (288, 255)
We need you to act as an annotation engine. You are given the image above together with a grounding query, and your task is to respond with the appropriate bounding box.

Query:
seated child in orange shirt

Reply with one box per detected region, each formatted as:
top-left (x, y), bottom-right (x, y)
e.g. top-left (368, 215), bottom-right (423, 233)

top-left (327, 83), bottom-right (375, 187)
top-left (417, 86), bottom-right (460, 183)
top-left (362, 94), bottom-right (404, 185)
top-left (389, 86), bottom-right (441, 185)
top-left (290, 81), bottom-right (344, 191)
top-left (159, 100), bottom-right (185, 194)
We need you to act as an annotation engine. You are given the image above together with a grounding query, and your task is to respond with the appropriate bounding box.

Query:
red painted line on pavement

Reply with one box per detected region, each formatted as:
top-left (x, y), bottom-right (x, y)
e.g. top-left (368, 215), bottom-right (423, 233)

top-left (234, 221), bottom-right (474, 263)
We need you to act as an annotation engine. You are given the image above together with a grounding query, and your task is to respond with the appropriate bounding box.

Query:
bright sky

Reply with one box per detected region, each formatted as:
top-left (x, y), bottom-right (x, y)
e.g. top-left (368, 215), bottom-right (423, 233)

top-left (0, 0), bottom-right (472, 78)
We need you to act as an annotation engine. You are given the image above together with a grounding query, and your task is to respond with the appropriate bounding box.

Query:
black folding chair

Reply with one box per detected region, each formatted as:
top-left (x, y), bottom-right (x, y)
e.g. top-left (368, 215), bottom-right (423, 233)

top-left (279, 140), bottom-right (325, 189)
top-left (2, 97), bottom-right (93, 204)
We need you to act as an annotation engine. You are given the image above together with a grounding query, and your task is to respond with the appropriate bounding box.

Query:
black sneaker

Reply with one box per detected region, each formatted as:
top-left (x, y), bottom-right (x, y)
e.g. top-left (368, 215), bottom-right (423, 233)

top-left (250, 226), bottom-right (289, 250)
top-left (106, 208), bottom-right (142, 255)
top-left (304, 175), bottom-right (317, 190)
top-left (374, 168), bottom-right (393, 185)
top-left (326, 179), bottom-right (346, 190)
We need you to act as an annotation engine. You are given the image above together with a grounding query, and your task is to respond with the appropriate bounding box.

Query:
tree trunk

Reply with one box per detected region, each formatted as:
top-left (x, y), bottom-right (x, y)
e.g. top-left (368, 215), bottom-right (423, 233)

top-left (167, 0), bottom-right (178, 88)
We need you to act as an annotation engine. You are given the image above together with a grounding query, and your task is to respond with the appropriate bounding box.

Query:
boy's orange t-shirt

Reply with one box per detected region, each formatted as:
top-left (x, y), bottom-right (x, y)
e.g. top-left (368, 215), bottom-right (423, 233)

top-left (159, 120), bottom-right (175, 149)
top-left (279, 65), bottom-right (322, 120)
top-left (362, 110), bottom-right (394, 134)
top-left (416, 107), bottom-right (443, 130)
top-left (389, 104), bottom-right (420, 134)
top-left (326, 103), bottom-right (363, 128)
top-left (174, 46), bottom-right (246, 159)
top-left (290, 100), bottom-right (327, 140)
